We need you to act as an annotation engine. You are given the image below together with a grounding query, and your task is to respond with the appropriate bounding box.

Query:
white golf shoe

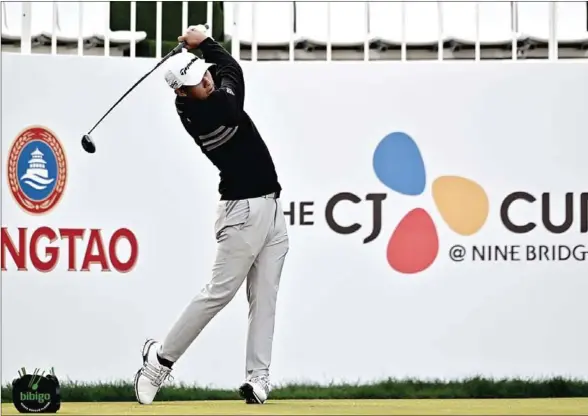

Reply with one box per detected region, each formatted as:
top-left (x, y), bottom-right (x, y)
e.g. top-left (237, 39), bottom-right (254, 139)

top-left (134, 339), bottom-right (173, 405)
top-left (239, 375), bottom-right (271, 404)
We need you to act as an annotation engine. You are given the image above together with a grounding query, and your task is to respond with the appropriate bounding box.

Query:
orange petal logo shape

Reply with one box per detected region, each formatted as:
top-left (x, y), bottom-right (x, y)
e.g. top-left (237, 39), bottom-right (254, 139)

top-left (432, 176), bottom-right (489, 236)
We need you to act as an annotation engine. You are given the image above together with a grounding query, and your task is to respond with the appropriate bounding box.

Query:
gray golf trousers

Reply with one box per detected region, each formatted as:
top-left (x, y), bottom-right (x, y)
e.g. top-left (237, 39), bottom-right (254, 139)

top-left (159, 193), bottom-right (289, 379)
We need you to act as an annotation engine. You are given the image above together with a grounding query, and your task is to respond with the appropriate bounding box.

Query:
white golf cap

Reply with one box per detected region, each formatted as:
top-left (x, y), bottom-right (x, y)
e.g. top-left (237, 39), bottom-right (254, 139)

top-left (164, 50), bottom-right (213, 89)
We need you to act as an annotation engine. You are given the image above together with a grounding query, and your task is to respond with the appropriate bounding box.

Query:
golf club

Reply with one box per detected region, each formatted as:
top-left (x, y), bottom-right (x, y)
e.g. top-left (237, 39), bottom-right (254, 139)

top-left (81, 25), bottom-right (209, 154)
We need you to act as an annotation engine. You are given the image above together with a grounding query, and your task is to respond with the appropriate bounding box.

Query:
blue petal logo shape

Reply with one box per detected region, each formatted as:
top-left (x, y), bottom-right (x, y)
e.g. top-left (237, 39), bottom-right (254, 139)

top-left (373, 132), bottom-right (426, 196)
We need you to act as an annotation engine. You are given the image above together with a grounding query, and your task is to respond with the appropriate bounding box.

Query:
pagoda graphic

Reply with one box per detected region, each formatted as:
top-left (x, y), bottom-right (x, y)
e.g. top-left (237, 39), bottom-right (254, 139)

top-left (20, 148), bottom-right (55, 190)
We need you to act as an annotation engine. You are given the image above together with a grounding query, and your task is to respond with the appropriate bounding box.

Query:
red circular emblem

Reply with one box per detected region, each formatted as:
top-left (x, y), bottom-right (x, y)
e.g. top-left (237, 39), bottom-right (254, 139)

top-left (7, 126), bottom-right (67, 215)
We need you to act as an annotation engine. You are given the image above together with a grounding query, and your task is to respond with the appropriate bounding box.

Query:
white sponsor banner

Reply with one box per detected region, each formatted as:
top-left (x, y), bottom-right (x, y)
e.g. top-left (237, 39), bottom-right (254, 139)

top-left (1, 53), bottom-right (587, 387)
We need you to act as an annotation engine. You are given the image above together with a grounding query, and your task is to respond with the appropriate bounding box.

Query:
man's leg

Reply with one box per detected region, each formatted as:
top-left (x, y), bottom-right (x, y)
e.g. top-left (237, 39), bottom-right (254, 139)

top-left (160, 198), bottom-right (273, 361)
top-left (240, 198), bottom-right (289, 404)
top-left (135, 198), bottom-right (273, 405)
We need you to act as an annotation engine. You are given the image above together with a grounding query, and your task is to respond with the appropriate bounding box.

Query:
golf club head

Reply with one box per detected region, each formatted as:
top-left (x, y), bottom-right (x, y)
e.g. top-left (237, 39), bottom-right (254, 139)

top-left (81, 134), bottom-right (96, 154)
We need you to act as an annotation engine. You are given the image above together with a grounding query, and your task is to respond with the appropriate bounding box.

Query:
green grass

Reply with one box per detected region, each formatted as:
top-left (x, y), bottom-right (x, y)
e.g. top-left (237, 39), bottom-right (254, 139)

top-left (3, 398), bottom-right (588, 415)
top-left (3, 377), bottom-right (588, 402)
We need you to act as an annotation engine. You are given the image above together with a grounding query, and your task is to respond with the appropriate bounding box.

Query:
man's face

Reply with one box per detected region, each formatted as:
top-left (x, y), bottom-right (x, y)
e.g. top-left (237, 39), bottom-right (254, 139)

top-left (176, 70), bottom-right (215, 100)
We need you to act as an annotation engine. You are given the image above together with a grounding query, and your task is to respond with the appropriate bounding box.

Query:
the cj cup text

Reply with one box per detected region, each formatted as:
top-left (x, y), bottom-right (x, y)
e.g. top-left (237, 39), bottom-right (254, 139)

top-left (283, 190), bottom-right (586, 273)
top-left (284, 191), bottom-right (588, 242)
top-left (20, 391), bottom-right (51, 404)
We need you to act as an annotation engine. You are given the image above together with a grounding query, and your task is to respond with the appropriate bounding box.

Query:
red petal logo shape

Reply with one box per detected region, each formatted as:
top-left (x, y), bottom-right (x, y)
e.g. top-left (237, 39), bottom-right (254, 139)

top-left (387, 208), bottom-right (439, 274)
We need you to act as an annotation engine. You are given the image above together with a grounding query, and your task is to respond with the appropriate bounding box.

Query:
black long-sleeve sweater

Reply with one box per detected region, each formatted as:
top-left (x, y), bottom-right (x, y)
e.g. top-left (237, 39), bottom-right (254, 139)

top-left (174, 38), bottom-right (282, 201)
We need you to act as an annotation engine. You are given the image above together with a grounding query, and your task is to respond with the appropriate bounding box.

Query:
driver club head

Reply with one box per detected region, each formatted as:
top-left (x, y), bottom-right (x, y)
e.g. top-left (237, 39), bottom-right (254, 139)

top-left (81, 134), bottom-right (96, 154)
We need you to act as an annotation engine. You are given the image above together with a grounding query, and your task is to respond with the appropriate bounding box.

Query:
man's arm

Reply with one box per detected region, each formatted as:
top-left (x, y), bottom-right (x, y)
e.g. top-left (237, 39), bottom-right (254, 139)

top-left (198, 38), bottom-right (245, 124)
top-left (179, 26), bottom-right (245, 125)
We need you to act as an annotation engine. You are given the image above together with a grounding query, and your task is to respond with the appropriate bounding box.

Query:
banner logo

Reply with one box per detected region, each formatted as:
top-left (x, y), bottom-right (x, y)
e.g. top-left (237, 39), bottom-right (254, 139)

top-left (284, 131), bottom-right (587, 275)
top-left (2, 126), bottom-right (140, 273)
top-left (372, 132), bottom-right (489, 273)
top-left (12, 367), bottom-right (61, 413)
top-left (7, 126), bottom-right (67, 215)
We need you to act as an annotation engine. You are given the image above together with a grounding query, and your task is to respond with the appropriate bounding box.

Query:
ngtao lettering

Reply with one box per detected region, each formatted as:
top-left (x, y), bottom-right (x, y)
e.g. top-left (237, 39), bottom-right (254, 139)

top-left (1, 227), bottom-right (139, 273)
top-left (3, 126), bottom-right (139, 273)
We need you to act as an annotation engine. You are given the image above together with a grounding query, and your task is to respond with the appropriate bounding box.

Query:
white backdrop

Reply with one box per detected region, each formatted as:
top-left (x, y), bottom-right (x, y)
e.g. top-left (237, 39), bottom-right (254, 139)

top-left (2, 53), bottom-right (587, 387)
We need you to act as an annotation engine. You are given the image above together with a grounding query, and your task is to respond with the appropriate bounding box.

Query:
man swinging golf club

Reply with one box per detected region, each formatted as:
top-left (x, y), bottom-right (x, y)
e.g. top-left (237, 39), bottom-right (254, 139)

top-left (134, 25), bottom-right (289, 405)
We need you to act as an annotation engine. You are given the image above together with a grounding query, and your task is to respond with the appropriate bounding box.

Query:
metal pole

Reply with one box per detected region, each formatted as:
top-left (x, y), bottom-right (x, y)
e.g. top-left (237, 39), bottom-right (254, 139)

top-left (130, 1), bottom-right (137, 58)
top-left (21, 2), bottom-right (32, 54)
top-left (475, 2), bottom-right (480, 61)
top-left (289, 2), bottom-right (295, 61)
top-left (364, 2), bottom-right (369, 61)
top-left (437, 1), bottom-right (443, 61)
top-left (104, 1), bottom-right (110, 56)
top-left (51, 2), bottom-right (57, 55)
top-left (156, 1), bottom-right (162, 59)
top-left (252, 2), bottom-right (258, 62)
top-left (78, 1), bottom-right (84, 56)
top-left (511, 1), bottom-right (518, 60)
top-left (231, 2), bottom-right (241, 60)
top-left (326, 2), bottom-right (332, 62)
top-left (401, 1), bottom-right (407, 61)
top-left (182, 1), bottom-right (188, 31)
top-left (548, 1), bottom-right (558, 60)
top-left (206, 1), bottom-right (214, 34)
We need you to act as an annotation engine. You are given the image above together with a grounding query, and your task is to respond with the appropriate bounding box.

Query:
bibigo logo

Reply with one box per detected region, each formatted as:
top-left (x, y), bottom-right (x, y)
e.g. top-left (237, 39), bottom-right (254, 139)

top-left (7, 126), bottom-right (67, 215)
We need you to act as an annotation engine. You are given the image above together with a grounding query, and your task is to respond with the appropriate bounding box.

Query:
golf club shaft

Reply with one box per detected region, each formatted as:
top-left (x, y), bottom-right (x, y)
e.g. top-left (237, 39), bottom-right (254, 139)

top-left (87, 41), bottom-right (186, 135)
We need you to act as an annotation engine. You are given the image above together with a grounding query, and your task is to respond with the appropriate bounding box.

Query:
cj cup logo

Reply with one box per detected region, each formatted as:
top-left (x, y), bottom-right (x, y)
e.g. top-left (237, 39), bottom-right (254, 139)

top-left (286, 131), bottom-right (586, 273)
top-left (7, 126), bottom-right (67, 215)
top-left (372, 132), bottom-right (489, 274)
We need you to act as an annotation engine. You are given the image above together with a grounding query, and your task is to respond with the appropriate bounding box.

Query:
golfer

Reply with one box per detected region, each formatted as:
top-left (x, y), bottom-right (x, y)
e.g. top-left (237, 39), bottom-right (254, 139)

top-left (134, 25), bottom-right (289, 405)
